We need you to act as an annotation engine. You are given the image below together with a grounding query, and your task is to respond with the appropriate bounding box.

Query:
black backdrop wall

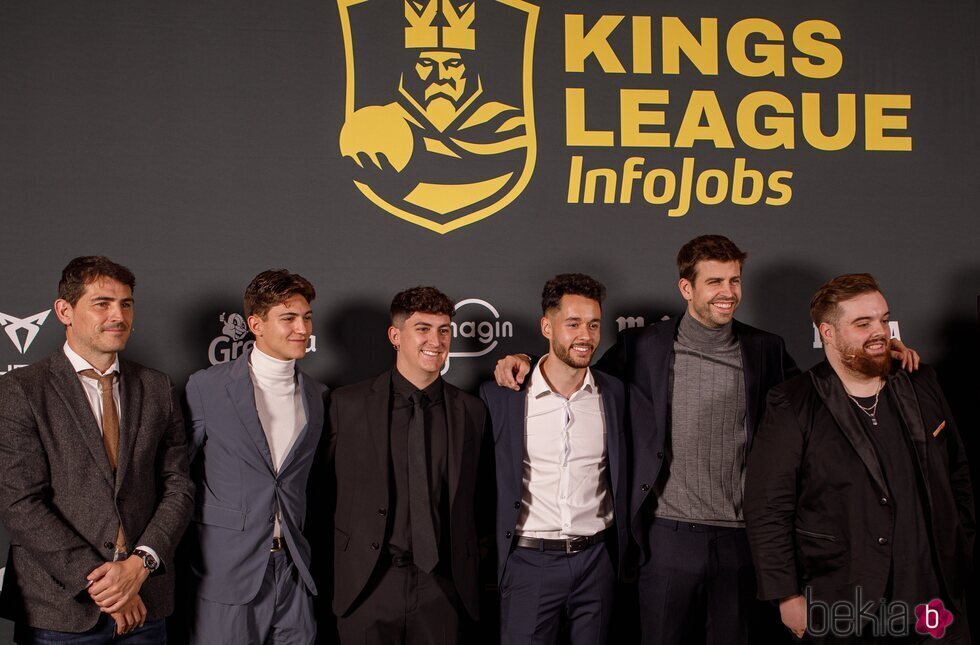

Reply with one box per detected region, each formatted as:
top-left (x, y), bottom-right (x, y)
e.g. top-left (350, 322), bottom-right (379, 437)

top-left (1, 0), bottom-right (978, 642)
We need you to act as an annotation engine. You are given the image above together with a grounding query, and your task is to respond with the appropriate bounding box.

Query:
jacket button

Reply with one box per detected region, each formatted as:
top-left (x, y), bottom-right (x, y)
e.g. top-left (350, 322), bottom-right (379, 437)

top-left (505, 531), bottom-right (512, 539)
top-left (879, 497), bottom-right (888, 505)
top-left (378, 508), bottom-right (387, 516)
top-left (640, 484), bottom-right (650, 492)
top-left (878, 537), bottom-right (889, 545)
top-left (513, 501), bottom-right (521, 509)
top-left (656, 452), bottom-right (664, 459)
top-left (104, 541), bottom-right (115, 550)
top-left (370, 542), bottom-right (380, 550)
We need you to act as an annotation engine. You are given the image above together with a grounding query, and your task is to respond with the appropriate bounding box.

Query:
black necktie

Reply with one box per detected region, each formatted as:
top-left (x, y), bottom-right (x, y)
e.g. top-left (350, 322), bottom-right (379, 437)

top-left (409, 391), bottom-right (438, 572)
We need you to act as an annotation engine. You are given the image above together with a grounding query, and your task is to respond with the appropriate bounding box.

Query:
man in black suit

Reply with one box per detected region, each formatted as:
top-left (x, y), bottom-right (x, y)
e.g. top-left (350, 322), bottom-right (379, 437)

top-left (480, 274), bottom-right (628, 645)
top-left (328, 286), bottom-right (487, 645)
top-left (0, 256), bottom-right (194, 643)
top-left (495, 236), bottom-right (919, 645)
top-left (745, 274), bottom-right (974, 643)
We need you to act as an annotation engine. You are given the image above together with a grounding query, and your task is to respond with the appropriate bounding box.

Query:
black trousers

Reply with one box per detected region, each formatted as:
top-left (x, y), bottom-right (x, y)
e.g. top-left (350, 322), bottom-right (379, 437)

top-left (337, 560), bottom-right (460, 645)
top-left (638, 519), bottom-right (784, 645)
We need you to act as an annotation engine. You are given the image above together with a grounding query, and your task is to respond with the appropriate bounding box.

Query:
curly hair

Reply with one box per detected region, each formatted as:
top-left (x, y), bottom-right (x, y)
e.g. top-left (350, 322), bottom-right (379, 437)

top-left (541, 273), bottom-right (606, 314)
top-left (390, 286), bottom-right (455, 325)
top-left (676, 235), bottom-right (747, 282)
top-left (58, 256), bottom-right (136, 305)
top-left (244, 269), bottom-right (316, 318)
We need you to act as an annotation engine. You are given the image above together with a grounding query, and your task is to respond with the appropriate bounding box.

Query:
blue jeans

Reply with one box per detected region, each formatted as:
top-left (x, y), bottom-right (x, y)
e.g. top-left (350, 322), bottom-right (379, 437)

top-left (15, 614), bottom-right (166, 644)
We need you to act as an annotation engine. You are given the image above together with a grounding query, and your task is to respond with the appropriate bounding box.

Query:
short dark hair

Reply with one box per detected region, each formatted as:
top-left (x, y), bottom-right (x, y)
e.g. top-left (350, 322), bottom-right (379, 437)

top-left (390, 286), bottom-right (455, 325)
top-left (541, 273), bottom-right (606, 314)
top-left (810, 273), bottom-right (882, 326)
top-left (244, 269), bottom-right (316, 318)
top-left (58, 256), bottom-right (136, 305)
top-left (676, 235), bottom-right (748, 281)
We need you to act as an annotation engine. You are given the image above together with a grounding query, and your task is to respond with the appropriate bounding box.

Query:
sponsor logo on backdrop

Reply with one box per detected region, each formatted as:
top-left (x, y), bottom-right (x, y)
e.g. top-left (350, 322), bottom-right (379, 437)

top-left (812, 321), bottom-right (901, 349)
top-left (0, 309), bottom-right (52, 375)
top-left (338, 0), bottom-right (539, 234)
top-left (443, 298), bottom-right (513, 374)
top-left (207, 312), bottom-right (318, 366)
top-left (616, 314), bottom-right (670, 332)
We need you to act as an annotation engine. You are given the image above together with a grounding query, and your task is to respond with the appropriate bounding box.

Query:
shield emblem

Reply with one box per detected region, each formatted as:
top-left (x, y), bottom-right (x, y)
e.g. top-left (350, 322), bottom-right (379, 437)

top-left (338, 0), bottom-right (539, 234)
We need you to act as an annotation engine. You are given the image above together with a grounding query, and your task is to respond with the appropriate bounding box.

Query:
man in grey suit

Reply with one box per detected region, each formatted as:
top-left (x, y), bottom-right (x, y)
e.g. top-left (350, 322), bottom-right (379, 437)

top-left (184, 269), bottom-right (326, 644)
top-left (0, 256), bottom-right (195, 643)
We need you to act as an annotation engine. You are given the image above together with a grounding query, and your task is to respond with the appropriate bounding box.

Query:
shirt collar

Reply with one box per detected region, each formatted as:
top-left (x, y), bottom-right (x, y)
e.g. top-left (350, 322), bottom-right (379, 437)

top-left (63, 341), bottom-right (119, 377)
top-left (527, 356), bottom-right (595, 399)
top-left (391, 367), bottom-right (444, 403)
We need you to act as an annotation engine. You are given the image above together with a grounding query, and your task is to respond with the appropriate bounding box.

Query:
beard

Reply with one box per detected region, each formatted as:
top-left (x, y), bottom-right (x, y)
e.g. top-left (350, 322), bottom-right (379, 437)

top-left (553, 340), bottom-right (594, 369)
top-left (839, 336), bottom-right (892, 378)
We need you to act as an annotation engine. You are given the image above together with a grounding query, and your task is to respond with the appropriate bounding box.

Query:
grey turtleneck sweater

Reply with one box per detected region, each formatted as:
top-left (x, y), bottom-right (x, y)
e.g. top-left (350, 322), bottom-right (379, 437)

top-left (656, 311), bottom-right (747, 527)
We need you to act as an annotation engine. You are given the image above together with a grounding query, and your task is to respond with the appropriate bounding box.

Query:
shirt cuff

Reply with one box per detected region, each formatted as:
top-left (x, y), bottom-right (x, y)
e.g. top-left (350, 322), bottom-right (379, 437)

top-left (134, 545), bottom-right (162, 569)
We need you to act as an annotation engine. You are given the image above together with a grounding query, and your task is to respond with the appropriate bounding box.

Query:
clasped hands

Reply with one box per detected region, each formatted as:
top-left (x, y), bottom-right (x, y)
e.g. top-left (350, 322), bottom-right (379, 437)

top-left (87, 556), bottom-right (150, 635)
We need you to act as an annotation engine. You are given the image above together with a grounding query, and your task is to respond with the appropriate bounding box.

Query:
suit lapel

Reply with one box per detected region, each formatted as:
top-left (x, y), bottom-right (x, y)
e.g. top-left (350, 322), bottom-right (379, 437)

top-left (278, 370), bottom-right (321, 474)
top-left (445, 383), bottom-right (466, 509)
top-left (48, 352), bottom-right (115, 488)
top-left (887, 370), bottom-right (932, 501)
top-left (365, 371), bottom-right (392, 491)
top-left (596, 372), bottom-right (622, 498)
top-left (505, 386), bottom-right (526, 506)
top-left (226, 353), bottom-right (275, 474)
top-left (650, 320), bottom-right (676, 440)
top-left (810, 362), bottom-right (890, 496)
top-left (115, 360), bottom-right (143, 492)
top-left (736, 322), bottom-right (762, 445)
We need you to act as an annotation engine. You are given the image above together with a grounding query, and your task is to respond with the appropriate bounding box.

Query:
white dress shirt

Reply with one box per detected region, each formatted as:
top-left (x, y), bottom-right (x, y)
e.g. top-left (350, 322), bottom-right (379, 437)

top-left (518, 357), bottom-right (613, 538)
top-left (62, 342), bottom-right (160, 565)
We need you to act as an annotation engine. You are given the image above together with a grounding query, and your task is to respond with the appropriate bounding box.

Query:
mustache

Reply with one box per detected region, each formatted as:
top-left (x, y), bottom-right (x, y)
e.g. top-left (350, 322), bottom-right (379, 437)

top-left (100, 324), bottom-right (129, 332)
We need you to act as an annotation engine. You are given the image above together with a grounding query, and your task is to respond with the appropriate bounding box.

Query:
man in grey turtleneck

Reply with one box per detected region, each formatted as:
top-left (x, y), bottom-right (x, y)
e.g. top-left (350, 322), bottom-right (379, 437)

top-left (183, 270), bottom-right (326, 644)
top-left (494, 235), bottom-right (919, 645)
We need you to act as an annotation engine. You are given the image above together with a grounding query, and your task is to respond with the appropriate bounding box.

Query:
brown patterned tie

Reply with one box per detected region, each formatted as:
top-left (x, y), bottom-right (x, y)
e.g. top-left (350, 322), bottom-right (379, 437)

top-left (79, 369), bottom-right (126, 552)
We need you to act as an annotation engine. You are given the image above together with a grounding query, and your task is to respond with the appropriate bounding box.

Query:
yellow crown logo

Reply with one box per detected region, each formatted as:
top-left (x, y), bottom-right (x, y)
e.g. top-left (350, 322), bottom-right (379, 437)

top-left (405, 0), bottom-right (475, 50)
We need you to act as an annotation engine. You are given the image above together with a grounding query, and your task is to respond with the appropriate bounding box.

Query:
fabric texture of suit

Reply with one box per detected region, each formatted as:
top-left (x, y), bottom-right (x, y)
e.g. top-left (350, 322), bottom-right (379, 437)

top-left (744, 361), bottom-right (975, 612)
top-left (328, 369), bottom-right (487, 620)
top-left (0, 350), bottom-right (194, 632)
top-left (184, 348), bottom-right (327, 605)
top-left (594, 314), bottom-right (799, 557)
top-left (479, 367), bottom-right (629, 584)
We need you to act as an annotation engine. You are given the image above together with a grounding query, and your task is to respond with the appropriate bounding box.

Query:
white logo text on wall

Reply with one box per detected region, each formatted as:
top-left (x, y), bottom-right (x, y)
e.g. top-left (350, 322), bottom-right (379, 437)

top-left (443, 298), bottom-right (514, 374)
top-left (208, 313), bottom-right (318, 366)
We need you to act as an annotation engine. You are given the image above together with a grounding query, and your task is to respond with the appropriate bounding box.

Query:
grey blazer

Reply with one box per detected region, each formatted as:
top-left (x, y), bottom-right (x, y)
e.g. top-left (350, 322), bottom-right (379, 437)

top-left (0, 349), bottom-right (194, 632)
top-left (184, 349), bottom-right (327, 604)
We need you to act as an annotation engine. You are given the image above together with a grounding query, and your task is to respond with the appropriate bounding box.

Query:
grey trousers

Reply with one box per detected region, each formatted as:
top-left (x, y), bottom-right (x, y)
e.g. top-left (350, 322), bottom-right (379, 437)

top-left (189, 550), bottom-right (315, 645)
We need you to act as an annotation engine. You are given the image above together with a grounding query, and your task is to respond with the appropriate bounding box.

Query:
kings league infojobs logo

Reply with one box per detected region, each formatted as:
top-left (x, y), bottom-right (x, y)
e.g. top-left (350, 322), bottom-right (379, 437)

top-left (338, 0), bottom-right (539, 233)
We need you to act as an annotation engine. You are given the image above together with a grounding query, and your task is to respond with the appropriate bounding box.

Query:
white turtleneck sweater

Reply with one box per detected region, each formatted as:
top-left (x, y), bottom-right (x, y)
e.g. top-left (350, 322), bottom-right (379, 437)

top-left (249, 346), bottom-right (307, 538)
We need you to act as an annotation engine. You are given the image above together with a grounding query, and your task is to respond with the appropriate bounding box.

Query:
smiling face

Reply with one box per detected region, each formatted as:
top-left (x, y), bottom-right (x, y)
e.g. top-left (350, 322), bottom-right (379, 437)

top-left (542, 294), bottom-right (601, 369)
top-left (249, 293), bottom-right (313, 361)
top-left (55, 277), bottom-right (134, 371)
top-left (389, 311), bottom-right (452, 388)
top-left (679, 259), bottom-right (742, 328)
top-left (820, 290), bottom-right (892, 378)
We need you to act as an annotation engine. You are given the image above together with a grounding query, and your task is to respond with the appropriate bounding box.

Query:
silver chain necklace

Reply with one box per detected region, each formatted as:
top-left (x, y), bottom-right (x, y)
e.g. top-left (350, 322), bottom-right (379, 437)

top-left (847, 379), bottom-right (884, 426)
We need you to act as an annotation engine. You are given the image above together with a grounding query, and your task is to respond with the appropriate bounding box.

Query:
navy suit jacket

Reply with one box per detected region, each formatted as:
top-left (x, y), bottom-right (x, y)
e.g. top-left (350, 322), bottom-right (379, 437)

top-left (595, 315), bottom-right (799, 560)
top-left (184, 349), bottom-right (327, 604)
top-left (480, 367), bottom-right (629, 584)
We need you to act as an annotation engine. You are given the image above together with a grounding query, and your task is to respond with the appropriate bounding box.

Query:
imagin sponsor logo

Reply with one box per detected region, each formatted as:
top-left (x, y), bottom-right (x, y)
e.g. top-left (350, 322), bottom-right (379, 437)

top-left (812, 321), bottom-right (901, 349)
top-left (442, 298), bottom-right (513, 374)
top-left (207, 312), bottom-right (317, 365)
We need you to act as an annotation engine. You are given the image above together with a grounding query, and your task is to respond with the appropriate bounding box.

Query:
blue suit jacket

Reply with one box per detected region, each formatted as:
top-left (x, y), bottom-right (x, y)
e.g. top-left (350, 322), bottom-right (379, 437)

top-left (480, 366), bottom-right (629, 584)
top-left (184, 349), bottom-right (327, 604)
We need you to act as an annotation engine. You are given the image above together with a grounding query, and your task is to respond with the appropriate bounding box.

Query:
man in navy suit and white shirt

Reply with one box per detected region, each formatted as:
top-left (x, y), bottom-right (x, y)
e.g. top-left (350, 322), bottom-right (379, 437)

top-left (480, 274), bottom-right (628, 645)
top-left (184, 270), bottom-right (327, 644)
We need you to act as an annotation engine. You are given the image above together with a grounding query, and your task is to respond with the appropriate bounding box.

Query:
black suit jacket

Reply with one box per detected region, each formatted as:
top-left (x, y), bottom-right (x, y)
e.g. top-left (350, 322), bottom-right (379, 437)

top-left (594, 315), bottom-right (799, 558)
top-left (744, 362), bottom-right (975, 611)
top-left (480, 367), bottom-right (629, 584)
top-left (0, 350), bottom-right (194, 632)
top-left (328, 370), bottom-right (487, 619)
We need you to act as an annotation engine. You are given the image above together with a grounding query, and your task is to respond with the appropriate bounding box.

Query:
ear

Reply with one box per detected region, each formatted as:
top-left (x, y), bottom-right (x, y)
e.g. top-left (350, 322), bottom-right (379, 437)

top-left (540, 315), bottom-right (552, 341)
top-left (678, 278), bottom-right (694, 302)
top-left (818, 322), bottom-right (834, 346)
top-left (54, 299), bottom-right (73, 326)
top-left (247, 314), bottom-right (265, 337)
top-left (388, 325), bottom-right (400, 348)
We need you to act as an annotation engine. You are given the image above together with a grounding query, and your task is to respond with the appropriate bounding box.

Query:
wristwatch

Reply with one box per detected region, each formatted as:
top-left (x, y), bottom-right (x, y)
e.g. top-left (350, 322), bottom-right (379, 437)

top-left (132, 548), bottom-right (159, 574)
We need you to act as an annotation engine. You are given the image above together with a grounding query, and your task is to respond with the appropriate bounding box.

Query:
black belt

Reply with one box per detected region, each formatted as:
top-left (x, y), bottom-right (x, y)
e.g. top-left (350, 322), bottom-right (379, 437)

top-left (515, 530), bottom-right (606, 554)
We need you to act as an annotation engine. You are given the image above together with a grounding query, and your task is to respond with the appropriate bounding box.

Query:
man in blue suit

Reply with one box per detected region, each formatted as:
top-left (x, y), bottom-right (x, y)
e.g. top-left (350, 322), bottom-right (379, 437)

top-left (183, 270), bottom-right (327, 644)
top-left (480, 274), bottom-right (628, 645)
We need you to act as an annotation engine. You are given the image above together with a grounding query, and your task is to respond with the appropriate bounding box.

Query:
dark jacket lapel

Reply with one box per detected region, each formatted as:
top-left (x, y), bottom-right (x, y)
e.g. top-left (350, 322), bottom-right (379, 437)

top-left (48, 351), bottom-right (115, 488)
top-left (886, 369), bottom-right (933, 502)
top-left (810, 361), bottom-right (890, 496)
top-left (595, 371), bottom-right (623, 499)
top-left (115, 359), bottom-right (143, 492)
top-left (649, 317), bottom-right (678, 441)
top-left (277, 370), bottom-right (323, 474)
top-left (365, 371), bottom-right (392, 490)
top-left (735, 321), bottom-right (762, 445)
top-left (225, 352), bottom-right (275, 474)
top-left (445, 382), bottom-right (467, 509)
